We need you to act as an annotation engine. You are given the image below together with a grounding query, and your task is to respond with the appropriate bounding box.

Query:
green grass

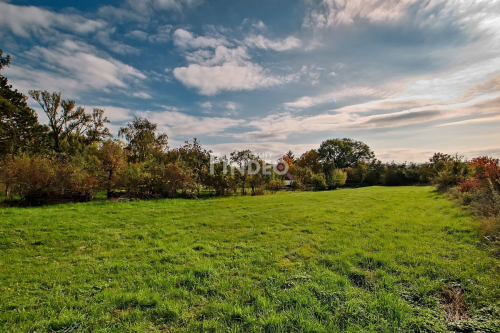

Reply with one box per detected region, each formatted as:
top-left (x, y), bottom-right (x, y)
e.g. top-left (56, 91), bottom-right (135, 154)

top-left (1, 187), bottom-right (499, 332)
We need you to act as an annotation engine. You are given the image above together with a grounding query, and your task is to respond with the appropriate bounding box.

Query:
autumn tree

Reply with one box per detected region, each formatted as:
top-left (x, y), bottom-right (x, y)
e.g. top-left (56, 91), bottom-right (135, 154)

top-left (297, 150), bottom-right (322, 174)
top-left (97, 140), bottom-right (127, 198)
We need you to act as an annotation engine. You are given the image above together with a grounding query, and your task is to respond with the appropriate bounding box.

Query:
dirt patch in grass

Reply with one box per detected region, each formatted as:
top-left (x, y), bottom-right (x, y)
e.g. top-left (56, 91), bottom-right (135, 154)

top-left (441, 285), bottom-right (469, 321)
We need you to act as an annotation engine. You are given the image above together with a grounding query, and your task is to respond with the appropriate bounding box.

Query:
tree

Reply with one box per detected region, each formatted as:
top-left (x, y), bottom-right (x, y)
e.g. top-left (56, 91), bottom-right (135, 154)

top-left (204, 155), bottom-right (234, 196)
top-left (97, 140), bottom-right (127, 198)
top-left (329, 169), bottom-right (347, 189)
top-left (0, 49), bottom-right (10, 70)
top-left (82, 108), bottom-right (111, 145)
top-left (291, 165), bottom-right (313, 188)
top-left (28, 90), bottom-right (89, 152)
top-left (311, 173), bottom-right (327, 191)
top-left (364, 159), bottom-right (385, 185)
top-left (318, 138), bottom-right (374, 169)
top-left (119, 117), bottom-right (168, 162)
top-left (297, 150), bottom-right (322, 174)
top-left (230, 149), bottom-right (257, 195)
top-left (176, 138), bottom-right (211, 193)
top-left (0, 50), bottom-right (47, 156)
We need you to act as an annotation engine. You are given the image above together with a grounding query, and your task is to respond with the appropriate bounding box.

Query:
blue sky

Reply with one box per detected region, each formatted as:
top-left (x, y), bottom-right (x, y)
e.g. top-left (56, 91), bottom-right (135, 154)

top-left (1, 0), bottom-right (499, 162)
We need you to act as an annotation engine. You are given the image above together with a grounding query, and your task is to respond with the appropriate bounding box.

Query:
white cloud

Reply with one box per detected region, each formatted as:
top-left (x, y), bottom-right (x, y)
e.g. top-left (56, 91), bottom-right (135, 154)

top-left (225, 101), bottom-right (239, 111)
top-left (200, 101), bottom-right (213, 109)
top-left (95, 28), bottom-right (140, 55)
top-left (284, 86), bottom-right (387, 110)
top-left (252, 21), bottom-right (267, 30)
top-left (303, 0), bottom-right (421, 29)
top-left (148, 25), bottom-right (173, 43)
top-left (173, 61), bottom-right (284, 95)
top-left (187, 46), bottom-right (250, 66)
top-left (126, 0), bottom-right (203, 13)
top-left (244, 35), bottom-right (301, 51)
top-left (199, 101), bottom-right (240, 116)
top-left (125, 30), bottom-right (149, 40)
top-left (135, 110), bottom-right (244, 137)
top-left (376, 147), bottom-right (500, 164)
top-left (0, 2), bottom-right (105, 38)
top-left (174, 44), bottom-right (291, 95)
top-left (173, 29), bottom-right (229, 49)
top-left (4, 40), bottom-right (146, 98)
top-left (132, 92), bottom-right (153, 99)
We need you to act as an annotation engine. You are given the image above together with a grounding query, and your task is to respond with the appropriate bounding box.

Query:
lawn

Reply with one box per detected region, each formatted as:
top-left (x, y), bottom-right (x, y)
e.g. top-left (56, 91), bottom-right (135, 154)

top-left (1, 187), bottom-right (499, 332)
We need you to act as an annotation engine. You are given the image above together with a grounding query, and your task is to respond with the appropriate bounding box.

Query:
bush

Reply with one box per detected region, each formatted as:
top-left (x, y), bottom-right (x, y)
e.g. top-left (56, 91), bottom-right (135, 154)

top-left (0, 154), bottom-right (98, 203)
top-left (330, 169), bottom-right (347, 189)
top-left (290, 179), bottom-right (305, 191)
top-left (267, 179), bottom-right (285, 193)
top-left (364, 159), bottom-right (385, 185)
top-left (458, 179), bottom-right (482, 193)
top-left (0, 154), bottom-right (59, 201)
top-left (345, 162), bottom-right (367, 183)
top-left (311, 173), bottom-right (327, 191)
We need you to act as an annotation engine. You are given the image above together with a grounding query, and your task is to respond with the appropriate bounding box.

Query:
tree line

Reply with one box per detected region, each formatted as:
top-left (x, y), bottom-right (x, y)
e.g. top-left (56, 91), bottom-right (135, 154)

top-left (1, 49), bottom-right (499, 210)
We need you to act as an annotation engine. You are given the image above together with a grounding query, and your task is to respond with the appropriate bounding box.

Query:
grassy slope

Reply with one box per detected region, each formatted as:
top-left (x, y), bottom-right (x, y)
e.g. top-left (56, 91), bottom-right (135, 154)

top-left (0, 187), bottom-right (499, 332)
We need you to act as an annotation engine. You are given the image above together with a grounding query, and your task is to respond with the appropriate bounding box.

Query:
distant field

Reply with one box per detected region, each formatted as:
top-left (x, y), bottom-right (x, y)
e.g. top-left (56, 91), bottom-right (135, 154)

top-left (1, 187), bottom-right (499, 332)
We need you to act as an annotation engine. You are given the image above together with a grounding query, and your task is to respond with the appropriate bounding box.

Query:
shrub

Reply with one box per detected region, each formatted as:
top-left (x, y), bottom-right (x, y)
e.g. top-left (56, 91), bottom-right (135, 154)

top-left (267, 179), bottom-right (285, 193)
top-left (432, 156), bottom-right (473, 191)
top-left (345, 162), bottom-right (367, 183)
top-left (311, 173), bottom-right (327, 191)
top-left (384, 165), bottom-right (404, 186)
top-left (458, 179), bottom-right (482, 193)
top-left (330, 169), bottom-right (347, 189)
top-left (290, 179), bottom-right (305, 191)
top-left (364, 159), bottom-right (385, 185)
top-left (0, 154), bottom-right (98, 203)
top-left (0, 154), bottom-right (59, 201)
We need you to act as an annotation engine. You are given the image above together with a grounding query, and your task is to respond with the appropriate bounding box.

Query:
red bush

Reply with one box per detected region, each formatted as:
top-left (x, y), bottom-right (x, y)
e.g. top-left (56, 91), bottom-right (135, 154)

top-left (458, 179), bottom-right (482, 193)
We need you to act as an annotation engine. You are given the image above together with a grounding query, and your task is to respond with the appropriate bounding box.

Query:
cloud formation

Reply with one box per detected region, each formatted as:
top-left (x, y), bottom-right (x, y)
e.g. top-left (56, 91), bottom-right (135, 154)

top-left (4, 40), bottom-right (145, 97)
top-left (244, 35), bottom-right (301, 51)
top-left (0, 2), bottom-right (105, 38)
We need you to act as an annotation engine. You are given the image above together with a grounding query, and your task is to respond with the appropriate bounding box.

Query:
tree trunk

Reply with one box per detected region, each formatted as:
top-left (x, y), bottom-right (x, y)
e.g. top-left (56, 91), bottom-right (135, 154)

top-left (107, 169), bottom-right (113, 199)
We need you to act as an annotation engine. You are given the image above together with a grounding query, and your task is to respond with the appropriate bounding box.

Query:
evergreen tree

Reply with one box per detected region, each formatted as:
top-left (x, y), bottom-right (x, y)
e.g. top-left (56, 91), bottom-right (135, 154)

top-left (0, 49), bottom-right (47, 157)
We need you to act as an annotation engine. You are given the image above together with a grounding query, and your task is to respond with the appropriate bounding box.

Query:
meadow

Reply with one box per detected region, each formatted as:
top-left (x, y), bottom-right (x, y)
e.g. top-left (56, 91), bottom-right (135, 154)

top-left (1, 187), bottom-right (499, 332)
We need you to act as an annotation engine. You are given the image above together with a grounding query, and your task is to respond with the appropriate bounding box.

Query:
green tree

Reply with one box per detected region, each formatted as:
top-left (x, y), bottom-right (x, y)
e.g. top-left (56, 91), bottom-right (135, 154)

top-left (311, 173), bottom-right (327, 191)
top-left (230, 149), bottom-right (257, 195)
top-left (364, 159), bottom-right (385, 185)
top-left (329, 169), bottom-right (347, 189)
top-left (118, 117), bottom-right (168, 162)
top-left (318, 138), bottom-right (374, 169)
top-left (82, 108), bottom-right (111, 145)
top-left (176, 138), bottom-right (211, 193)
top-left (0, 49), bottom-right (47, 156)
top-left (28, 90), bottom-right (89, 152)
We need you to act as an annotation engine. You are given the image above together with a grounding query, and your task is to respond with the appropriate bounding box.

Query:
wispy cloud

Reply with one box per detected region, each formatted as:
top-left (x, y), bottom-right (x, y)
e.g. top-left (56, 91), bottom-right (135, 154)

top-left (244, 35), bottom-right (301, 51)
top-left (4, 39), bottom-right (145, 98)
top-left (0, 2), bottom-right (105, 38)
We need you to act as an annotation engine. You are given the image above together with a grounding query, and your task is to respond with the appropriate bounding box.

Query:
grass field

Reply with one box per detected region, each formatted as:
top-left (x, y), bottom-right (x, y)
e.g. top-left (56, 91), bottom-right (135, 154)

top-left (1, 187), bottom-right (499, 332)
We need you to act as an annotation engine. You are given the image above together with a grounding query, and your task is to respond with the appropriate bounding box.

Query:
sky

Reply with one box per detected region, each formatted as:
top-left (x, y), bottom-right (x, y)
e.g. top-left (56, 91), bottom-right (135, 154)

top-left (1, 0), bottom-right (499, 162)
